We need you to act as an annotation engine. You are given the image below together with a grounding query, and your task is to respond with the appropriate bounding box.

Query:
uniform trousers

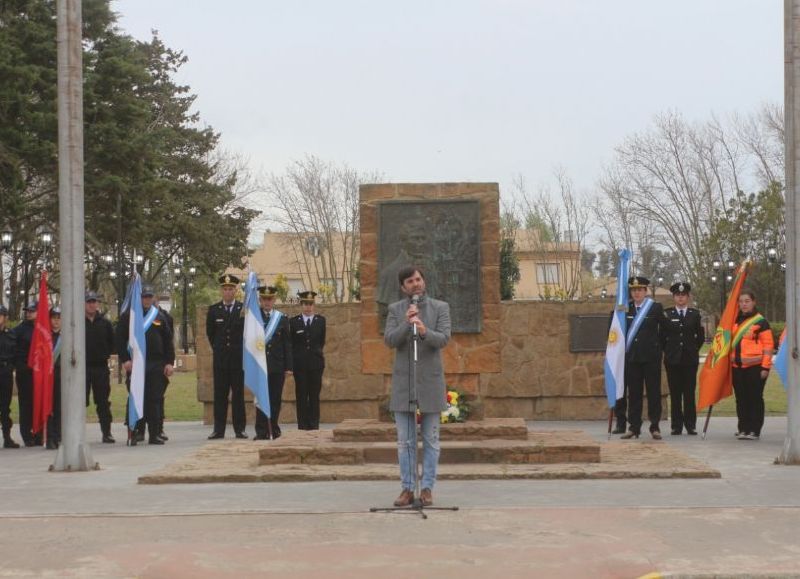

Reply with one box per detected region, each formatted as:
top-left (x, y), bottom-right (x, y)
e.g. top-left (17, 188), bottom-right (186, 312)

top-left (126, 363), bottom-right (166, 439)
top-left (16, 367), bottom-right (40, 444)
top-left (255, 372), bottom-right (285, 438)
top-left (626, 359), bottom-right (662, 434)
top-left (47, 376), bottom-right (61, 444)
top-left (212, 363), bottom-right (245, 435)
top-left (294, 368), bottom-right (323, 430)
top-left (0, 366), bottom-right (13, 436)
top-left (732, 365), bottom-right (766, 436)
top-left (86, 364), bottom-right (113, 434)
top-left (665, 363), bottom-right (698, 433)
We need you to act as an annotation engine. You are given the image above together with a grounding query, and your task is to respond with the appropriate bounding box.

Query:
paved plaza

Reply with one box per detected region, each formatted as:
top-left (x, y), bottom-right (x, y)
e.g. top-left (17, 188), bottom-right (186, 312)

top-left (1, 417), bottom-right (800, 578)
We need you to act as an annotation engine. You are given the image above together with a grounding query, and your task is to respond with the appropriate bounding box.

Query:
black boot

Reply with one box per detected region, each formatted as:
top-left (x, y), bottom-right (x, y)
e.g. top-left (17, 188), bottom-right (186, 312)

top-left (101, 421), bottom-right (115, 443)
top-left (2, 424), bottom-right (19, 449)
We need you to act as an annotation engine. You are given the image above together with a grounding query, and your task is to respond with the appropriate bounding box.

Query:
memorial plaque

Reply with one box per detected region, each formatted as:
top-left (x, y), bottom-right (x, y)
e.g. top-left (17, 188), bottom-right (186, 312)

top-left (569, 314), bottom-right (610, 353)
top-left (377, 200), bottom-right (481, 333)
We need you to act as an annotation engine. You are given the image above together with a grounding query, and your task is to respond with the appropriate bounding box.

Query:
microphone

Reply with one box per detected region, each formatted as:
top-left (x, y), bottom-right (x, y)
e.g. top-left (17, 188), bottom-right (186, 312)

top-left (410, 294), bottom-right (420, 336)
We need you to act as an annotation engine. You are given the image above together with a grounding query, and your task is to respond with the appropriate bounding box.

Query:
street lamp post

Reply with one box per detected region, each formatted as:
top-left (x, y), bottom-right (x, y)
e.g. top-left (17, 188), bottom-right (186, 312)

top-left (711, 258), bottom-right (736, 313)
top-left (1, 229), bottom-right (53, 312)
top-left (173, 262), bottom-right (196, 354)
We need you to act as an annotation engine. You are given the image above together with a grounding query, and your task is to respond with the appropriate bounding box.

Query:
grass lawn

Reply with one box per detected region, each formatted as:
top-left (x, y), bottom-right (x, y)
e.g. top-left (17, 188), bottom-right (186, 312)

top-left (10, 371), bottom-right (203, 424)
top-left (7, 367), bottom-right (788, 424)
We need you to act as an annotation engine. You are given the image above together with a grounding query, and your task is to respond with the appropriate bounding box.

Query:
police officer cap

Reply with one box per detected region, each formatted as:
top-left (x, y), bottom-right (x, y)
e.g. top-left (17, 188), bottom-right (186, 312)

top-left (297, 290), bottom-right (317, 303)
top-left (628, 276), bottom-right (650, 289)
top-left (85, 291), bottom-right (100, 303)
top-left (141, 284), bottom-right (156, 297)
top-left (670, 281), bottom-right (691, 295)
top-left (23, 301), bottom-right (38, 312)
top-left (49, 307), bottom-right (61, 317)
top-left (218, 274), bottom-right (241, 288)
top-left (0, 305), bottom-right (7, 316)
top-left (257, 285), bottom-right (278, 298)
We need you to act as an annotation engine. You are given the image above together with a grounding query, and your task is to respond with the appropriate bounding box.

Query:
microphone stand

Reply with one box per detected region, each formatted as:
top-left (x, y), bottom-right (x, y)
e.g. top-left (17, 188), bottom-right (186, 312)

top-left (371, 299), bottom-right (458, 519)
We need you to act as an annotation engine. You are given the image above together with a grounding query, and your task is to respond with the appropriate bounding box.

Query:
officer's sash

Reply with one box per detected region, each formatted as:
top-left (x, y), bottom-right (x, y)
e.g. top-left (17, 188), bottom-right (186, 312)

top-left (626, 298), bottom-right (654, 352)
top-left (142, 307), bottom-right (159, 332)
top-left (731, 313), bottom-right (765, 349)
top-left (263, 310), bottom-right (283, 343)
top-left (52, 335), bottom-right (62, 366)
top-left (127, 307), bottom-right (159, 358)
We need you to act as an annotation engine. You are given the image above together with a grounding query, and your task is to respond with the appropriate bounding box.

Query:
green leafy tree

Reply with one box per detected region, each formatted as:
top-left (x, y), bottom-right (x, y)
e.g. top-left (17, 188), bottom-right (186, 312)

top-left (699, 182), bottom-right (785, 320)
top-left (0, 0), bottom-right (258, 310)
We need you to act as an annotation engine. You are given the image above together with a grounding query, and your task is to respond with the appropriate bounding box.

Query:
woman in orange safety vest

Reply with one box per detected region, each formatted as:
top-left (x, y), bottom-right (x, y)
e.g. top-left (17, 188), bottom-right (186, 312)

top-left (731, 289), bottom-right (774, 440)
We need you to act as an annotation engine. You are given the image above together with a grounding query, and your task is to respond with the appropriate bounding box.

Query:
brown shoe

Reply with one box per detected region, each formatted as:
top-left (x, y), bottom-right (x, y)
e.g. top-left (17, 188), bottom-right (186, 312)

top-left (420, 488), bottom-right (433, 506)
top-left (393, 489), bottom-right (414, 507)
top-left (650, 430), bottom-right (662, 440)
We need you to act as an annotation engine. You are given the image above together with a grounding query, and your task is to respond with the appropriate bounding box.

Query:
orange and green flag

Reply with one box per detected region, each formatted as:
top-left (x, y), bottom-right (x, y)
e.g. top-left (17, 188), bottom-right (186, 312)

top-left (698, 262), bottom-right (749, 410)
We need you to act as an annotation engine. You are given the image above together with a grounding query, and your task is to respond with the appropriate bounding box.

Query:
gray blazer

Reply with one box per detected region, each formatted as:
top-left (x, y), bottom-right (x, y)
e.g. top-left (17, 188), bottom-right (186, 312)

top-left (384, 295), bottom-right (451, 413)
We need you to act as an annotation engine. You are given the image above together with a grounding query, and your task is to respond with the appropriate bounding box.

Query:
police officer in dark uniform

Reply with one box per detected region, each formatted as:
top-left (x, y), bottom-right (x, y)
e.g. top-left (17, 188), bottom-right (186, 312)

top-left (116, 283), bottom-right (175, 445)
top-left (254, 285), bottom-right (292, 440)
top-left (156, 304), bottom-right (174, 440)
top-left (0, 305), bottom-right (20, 448)
top-left (291, 290), bottom-right (326, 430)
top-left (206, 274), bottom-right (247, 440)
top-left (85, 291), bottom-right (116, 443)
top-left (662, 282), bottom-right (705, 435)
top-left (13, 302), bottom-right (40, 446)
top-left (621, 276), bottom-right (665, 440)
top-left (46, 307), bottom-right (62, 450)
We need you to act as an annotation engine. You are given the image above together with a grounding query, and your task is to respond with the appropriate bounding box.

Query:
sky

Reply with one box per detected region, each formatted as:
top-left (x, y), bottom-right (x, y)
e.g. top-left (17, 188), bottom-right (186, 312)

top-left (111, 0), bottom-right (783, 219)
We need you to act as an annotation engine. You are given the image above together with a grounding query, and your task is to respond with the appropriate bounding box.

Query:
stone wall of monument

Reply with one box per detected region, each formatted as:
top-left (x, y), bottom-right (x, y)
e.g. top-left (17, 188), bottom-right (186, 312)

top-left (197, 300), bottom-right (662, 423)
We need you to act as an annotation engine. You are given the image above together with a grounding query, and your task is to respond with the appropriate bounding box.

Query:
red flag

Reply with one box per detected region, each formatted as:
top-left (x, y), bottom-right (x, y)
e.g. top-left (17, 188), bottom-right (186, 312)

top-left (28, 271), bottom-right (53, 436)
top-left (698, 262), bottom-right (749, 410)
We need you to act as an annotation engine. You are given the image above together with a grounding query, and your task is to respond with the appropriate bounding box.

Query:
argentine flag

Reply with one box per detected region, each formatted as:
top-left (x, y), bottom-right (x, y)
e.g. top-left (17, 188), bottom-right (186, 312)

top-left (243, 272), bottom-right (271, 417)
top-left (127, 274), bottom-right (146, 428)
top-left (604, 248), bottom-right (631, 408)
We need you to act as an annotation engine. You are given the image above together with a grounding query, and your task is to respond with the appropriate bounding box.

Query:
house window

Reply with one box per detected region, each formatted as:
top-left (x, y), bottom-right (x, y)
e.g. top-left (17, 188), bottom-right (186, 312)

top-left (287, 278), bottom-right (304, 297)
top-left (536, 263), bottom-right (560, 284)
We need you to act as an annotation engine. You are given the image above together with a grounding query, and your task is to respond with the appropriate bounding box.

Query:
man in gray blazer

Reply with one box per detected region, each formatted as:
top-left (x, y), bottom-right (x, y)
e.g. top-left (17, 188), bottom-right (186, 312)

top-left (384, 266), bottom-right (451, 508)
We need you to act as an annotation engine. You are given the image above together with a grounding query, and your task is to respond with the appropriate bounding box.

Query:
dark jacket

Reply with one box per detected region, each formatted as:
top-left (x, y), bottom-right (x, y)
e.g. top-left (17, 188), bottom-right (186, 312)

top-left (12, 319), bottom-right (34, 369)
top-left (290, 313), bottom-right (326, 372)
top-left (85, 313), bottom-right (115, 366)
top-left (661, 307), bottom-right (704, 366)
top-left (206, 301), bottom-right (244, 370)
top-left (625, 301), bottom-right (664, 364)
top-left (116, 307), bottom-right (175, 366)
top-left (261, 309), bottom-right (293, 374)
top-left (0, 326), bottom-right (15, 368)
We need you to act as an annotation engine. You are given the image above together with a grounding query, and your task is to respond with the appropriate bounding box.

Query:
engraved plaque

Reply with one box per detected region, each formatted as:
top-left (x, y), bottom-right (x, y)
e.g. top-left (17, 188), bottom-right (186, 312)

top-left (378, 200), bottom-right (481, 333)
top-left (569, 314), bottom-right (610, 353)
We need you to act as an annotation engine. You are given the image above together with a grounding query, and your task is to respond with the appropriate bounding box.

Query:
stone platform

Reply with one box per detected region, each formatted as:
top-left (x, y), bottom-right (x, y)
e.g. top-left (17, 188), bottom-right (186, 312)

top-left (138, 419), bottom-right (720, 484)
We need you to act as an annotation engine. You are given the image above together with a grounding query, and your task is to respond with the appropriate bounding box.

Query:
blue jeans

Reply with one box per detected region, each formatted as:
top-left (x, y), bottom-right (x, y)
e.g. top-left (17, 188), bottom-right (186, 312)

top-left (394, 411), bottom-right (440, 491)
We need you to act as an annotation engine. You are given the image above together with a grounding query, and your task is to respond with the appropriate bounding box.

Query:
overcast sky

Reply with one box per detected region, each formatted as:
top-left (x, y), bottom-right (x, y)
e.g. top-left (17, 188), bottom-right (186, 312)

top-left (112, 0), bottom-right (782, 208)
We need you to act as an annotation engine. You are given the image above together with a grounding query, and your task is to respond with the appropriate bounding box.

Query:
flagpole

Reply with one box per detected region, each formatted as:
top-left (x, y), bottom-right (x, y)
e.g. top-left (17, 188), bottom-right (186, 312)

top-left (52, 0), bottom-right (93, 471)
top-left (701, 406), bottom-right (713, 440)
top-left (607, 409), bottom-right (613, 440)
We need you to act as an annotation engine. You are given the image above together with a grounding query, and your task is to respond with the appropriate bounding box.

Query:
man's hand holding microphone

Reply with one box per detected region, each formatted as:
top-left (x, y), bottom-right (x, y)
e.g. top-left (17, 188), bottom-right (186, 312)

top-left (406, 294), bottom-right (427, 337)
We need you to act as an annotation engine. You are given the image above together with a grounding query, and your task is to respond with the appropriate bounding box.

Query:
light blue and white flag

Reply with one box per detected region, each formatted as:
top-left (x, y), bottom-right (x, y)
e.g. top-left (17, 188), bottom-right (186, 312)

top-left (604, 248), bottom-right (631, 408)
top-left (775, 329), bottom-right (788, 390)
top-left (243, 271), bottom-right (271, 417)
top-left (127, 273), bottom-right (146, 428)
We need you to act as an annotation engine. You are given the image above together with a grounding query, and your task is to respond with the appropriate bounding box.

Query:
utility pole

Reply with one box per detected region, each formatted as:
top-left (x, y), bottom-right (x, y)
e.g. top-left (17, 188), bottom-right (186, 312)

top-left (780, 0), bottom-right (800, 464)
top-left (54, 0), bottom-right (95, 471)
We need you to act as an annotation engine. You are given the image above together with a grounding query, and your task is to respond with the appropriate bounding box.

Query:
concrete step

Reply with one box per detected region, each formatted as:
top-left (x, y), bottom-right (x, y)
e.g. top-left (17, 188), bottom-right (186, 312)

top-left (258, 430), bottom-right (600, 466)
top-left (332, 418), bottom-right (529, 442)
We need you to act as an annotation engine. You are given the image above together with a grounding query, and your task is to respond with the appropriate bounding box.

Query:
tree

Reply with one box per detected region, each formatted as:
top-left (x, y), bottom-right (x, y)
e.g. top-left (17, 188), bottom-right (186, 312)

top-left (699, 182), bottom-right (786, 320)
top-left (262, 155), bottom-right (380, 303)
top-left (596, 108), bottom-right (783, 284)
top-left (511, 170), bottom-right (590, 299)
top-left (0, 1), bottom-right (258, 310)
top-left (500, 207), bottom-right (521, 300)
